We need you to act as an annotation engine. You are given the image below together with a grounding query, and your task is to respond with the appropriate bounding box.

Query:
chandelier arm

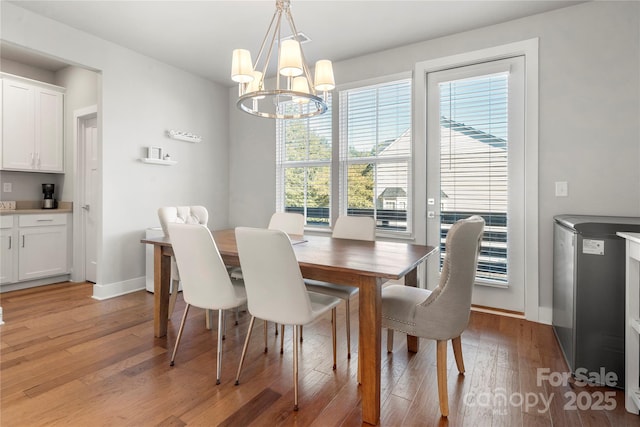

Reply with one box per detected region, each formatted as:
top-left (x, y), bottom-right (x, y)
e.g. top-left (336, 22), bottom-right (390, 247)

top-left (284, 9), bottom-right (315, 94)
top-left (254, 8), bottom-right (280, 70)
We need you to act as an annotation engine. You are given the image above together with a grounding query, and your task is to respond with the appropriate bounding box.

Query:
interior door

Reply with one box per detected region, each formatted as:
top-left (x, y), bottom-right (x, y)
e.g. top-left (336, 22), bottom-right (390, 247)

top-left (426, 57), bottom-right (525, 313)
top-left (82, 116), bottom-right (98, 283)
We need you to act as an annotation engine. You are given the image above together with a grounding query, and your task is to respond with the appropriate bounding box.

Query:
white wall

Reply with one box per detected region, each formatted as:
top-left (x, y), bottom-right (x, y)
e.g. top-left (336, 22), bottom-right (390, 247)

top-left (2, 2), bottom-right (230, 294)
top-left (229, 1), bottom-right (640, 316)
top-left (55, 65), bottom-right (99, 202)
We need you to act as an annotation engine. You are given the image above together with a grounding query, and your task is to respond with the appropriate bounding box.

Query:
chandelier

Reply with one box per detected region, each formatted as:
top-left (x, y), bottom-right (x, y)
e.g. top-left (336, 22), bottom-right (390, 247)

top-left (231, 0), bottom-right (335, 119)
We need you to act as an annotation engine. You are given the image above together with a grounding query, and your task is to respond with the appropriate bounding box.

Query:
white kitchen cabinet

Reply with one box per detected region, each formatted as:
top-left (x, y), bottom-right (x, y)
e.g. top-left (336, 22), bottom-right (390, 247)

top-left (0, 216), bottom-right (16, 284)
top-left (1, 75), bottom-right (64, 173)
top-left (17, 214), bottom-right (69, 281)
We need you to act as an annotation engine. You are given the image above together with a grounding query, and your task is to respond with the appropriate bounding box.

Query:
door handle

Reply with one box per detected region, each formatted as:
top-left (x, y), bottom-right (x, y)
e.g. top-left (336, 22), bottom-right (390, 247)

top-left (82, 205), bottom-right (90, 211)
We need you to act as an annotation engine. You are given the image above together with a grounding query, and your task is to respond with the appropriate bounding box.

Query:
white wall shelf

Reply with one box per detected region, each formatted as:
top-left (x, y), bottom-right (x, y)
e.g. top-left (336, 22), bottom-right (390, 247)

top-left (140, 158), bottom-right (177, 166)
top-left (166, 129), bottom-right (201, 143)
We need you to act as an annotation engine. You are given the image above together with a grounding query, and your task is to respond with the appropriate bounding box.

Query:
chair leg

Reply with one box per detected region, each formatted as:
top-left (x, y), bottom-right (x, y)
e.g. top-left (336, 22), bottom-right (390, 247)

top-left (293, 323), bottom-right (299, 411)
top-left (280, 324), bottom-right (285, 354)
top-left (222, 309), bottom-right (226, 341)
top-left (235, 316), bottom-right (256, 385)
top-left (275, 322), bottom-right (279, 335)
top-left (345, 299), bottom-right (351, 359)
top-left (216, 310), bottom-right (224, 385)
top-left (168, 279), bottom-right (180, 319)
top-left (332, 308), bottom-right (337, 370)
top-left (452, 335), bottom-right (465, 374)
top-left (436, 340), bottom-right (449, 417)
top-left (205, 309), bottom-right (213, 330)
top-left (170, 304), bottom-right (191, 366)
top-left (387, 328), bottom-right (394, 353)
top-left (299, 325), bottom-right (303, 342)
top-left (263, 321), bottom-right (268, 353)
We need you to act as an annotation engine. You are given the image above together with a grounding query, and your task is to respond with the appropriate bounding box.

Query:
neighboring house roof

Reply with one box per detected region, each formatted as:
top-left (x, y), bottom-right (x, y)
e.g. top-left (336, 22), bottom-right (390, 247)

top-left (378, 187), bottom-right (407, 198)
top-left (377, 118), bottom-right (507, 213)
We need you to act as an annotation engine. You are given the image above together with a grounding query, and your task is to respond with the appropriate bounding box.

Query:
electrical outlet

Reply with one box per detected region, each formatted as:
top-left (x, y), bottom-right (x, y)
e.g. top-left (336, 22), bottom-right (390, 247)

top-left (2, 183), bottom-right (11, 193)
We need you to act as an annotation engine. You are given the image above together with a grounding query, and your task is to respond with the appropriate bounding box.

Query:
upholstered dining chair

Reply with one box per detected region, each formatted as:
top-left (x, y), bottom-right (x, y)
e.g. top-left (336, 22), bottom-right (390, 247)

top-left (234, 227), bottom-right (340, 411)
top-left (304, 215), bottom-right (376, 359)
top-left (382, 215), bottom-right (485, 417)
top-left (167, 223), bottom-right (247, 385)
top-left (157, 206), bottom-right (209, 319)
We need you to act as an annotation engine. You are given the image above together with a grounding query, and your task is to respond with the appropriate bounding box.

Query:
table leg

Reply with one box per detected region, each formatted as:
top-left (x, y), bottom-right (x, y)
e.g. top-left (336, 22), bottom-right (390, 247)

top-left (359, 276), bottom-right (381, 425)
top-left (153, 246), bottom-right (171, 337)
top-left (405, 267), bottom-right (420, 353)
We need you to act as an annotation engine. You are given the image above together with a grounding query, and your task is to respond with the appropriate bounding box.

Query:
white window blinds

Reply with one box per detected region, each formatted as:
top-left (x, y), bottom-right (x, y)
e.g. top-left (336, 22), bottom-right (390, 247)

top-left (339, 79), bottom-right (412, 233)
top-left (276, 96), bottom-right (332, 227)
top-left (439, 72), bottom-right (508, 283)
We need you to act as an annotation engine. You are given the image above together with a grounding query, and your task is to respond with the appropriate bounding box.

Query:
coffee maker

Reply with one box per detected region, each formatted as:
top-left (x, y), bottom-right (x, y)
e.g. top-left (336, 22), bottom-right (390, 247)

top-left (42, 183), bottom-right (57, 209)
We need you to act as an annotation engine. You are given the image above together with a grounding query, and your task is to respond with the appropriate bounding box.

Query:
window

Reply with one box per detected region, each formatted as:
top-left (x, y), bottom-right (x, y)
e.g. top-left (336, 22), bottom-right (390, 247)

top-left (339, 79), bottom-right (412, 232)
top-left (277, 78), bottom-right (412, 235)
top-left (276, 96), bottom-right (332, 227)
top-left (438, 72), bottom-right (509, 283)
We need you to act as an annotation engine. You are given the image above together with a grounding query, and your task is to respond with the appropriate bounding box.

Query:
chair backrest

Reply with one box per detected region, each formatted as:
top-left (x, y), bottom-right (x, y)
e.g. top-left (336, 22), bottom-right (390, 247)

top-left (268, 212), bottom-right (305, 235)
top-left (332, 215), bottom-right (376, 241)
top-left (158, 206), bottom-right (208, 237)
top-left (168, 223), bottom-right (242, 310)
top-left (235, 227), bottom-right (314, 325)
top-left (417, 215), bottom-right (485, 339)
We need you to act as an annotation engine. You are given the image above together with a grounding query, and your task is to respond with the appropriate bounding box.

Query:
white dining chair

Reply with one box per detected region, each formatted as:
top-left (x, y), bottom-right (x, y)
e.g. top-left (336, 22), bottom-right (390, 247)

top-left (382, 215), bottom-right (485, 417)
top-left (230, 212), bottom-right (305, 347)
top-left (304, 215), bottom-right (376, 359)
top-left (234, 226), bottom-right (340, 411)
top-left (158, 206), bottom-right (209, 319)
top-left (167, 223), bottom-right (247, 385)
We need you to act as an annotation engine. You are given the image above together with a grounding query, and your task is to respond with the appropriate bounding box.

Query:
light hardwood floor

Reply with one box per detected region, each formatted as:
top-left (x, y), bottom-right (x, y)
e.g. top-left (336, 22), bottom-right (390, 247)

top-left (1, 282), bottom-right (637, 426)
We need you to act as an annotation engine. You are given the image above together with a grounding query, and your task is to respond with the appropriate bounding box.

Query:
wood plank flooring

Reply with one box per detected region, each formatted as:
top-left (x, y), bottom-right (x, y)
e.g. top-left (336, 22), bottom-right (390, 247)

top-left (1, 282), bottom-right (638, 426)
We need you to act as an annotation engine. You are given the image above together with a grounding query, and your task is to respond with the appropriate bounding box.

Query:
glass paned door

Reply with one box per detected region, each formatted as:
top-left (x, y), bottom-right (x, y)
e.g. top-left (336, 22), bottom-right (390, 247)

top-left (426, 57), bottom-right (525, 313)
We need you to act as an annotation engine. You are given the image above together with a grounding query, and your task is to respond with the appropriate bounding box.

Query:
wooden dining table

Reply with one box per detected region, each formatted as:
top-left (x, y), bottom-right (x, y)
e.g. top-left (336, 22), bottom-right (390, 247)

top-left (141, 228), bottom-right (435, 425)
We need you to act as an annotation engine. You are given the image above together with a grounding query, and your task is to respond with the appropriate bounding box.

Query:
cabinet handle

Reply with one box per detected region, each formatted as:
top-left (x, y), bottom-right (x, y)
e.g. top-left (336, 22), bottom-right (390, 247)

top-left (36, 219), bottom-right (53, 222)
top-left (8, 236), bottom-right (11, 250)
top-left (22, 235), bottom-right (25, 248)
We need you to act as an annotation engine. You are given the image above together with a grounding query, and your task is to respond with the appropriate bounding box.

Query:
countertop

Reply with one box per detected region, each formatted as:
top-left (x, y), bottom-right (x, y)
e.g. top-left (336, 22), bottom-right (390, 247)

top-left (0, 201), bottom-right (72, 215)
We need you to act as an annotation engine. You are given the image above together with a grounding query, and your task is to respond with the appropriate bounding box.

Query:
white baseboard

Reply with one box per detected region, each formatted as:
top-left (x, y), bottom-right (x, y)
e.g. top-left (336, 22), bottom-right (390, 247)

top-left (92, 276), bottom-right (145, 300)
top-left (538, 306), bottom-right (553, 325)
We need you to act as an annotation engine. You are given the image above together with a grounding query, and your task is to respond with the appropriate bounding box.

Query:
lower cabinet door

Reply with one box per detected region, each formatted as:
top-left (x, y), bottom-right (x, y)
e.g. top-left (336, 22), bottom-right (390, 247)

top-left (18, 226), bottom-right (67, 281)
top-left (0, 229), bottom-right (15, 284)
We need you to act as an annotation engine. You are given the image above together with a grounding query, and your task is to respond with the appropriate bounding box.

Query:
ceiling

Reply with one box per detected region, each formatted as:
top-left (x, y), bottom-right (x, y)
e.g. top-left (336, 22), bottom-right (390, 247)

top-left (4, 1), bottom-right (585, 86)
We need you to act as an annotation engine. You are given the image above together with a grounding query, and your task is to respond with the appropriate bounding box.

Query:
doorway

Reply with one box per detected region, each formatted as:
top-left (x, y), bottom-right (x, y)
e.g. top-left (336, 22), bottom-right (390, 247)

top-left (75, 106), bottom-right (98, 283)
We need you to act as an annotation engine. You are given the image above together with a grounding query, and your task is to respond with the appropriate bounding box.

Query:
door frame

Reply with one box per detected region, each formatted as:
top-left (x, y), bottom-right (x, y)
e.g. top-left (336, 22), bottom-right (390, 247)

top-left (413, 39), bottom-right (540, 322)
top-left (72, 105), bottom-right (99, 283)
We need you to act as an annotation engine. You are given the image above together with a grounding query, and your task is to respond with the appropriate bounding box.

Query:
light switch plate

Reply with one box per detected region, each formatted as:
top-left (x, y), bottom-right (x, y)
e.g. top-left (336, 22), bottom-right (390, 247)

top-left (555, 181), bottom-right (568, 197)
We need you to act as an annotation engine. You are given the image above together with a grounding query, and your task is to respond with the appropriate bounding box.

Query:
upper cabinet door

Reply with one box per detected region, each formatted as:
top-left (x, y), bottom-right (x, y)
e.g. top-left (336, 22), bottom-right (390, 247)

top-left (2, 79), bottom-right (36, 170)
top-left (1, 77), bottom-right (64, 173)
top-left (35, 88), bottom-right (64, 172)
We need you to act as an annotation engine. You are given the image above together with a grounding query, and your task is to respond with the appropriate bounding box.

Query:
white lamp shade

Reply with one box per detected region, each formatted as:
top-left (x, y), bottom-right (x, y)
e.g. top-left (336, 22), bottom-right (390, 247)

top-left (278, 40), bottom-right (303, 77)
top-left (292, 76), bottom-right (310, 104)
top-left (314, 59), bottom-right (335, 91)
top-left (231, 49), bottom-right (254, 83)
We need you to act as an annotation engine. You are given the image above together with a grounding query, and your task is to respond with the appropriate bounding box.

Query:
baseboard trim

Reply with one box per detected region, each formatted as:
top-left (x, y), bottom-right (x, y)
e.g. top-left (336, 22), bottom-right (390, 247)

top-left (537, 306), bottom-right (553, 325)
top-left (92, 277), bottom-right (145, 300)
top-left (0, 275), bottom-right (71, 293)
top-left (471, 304), bottom-right (525, 319)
